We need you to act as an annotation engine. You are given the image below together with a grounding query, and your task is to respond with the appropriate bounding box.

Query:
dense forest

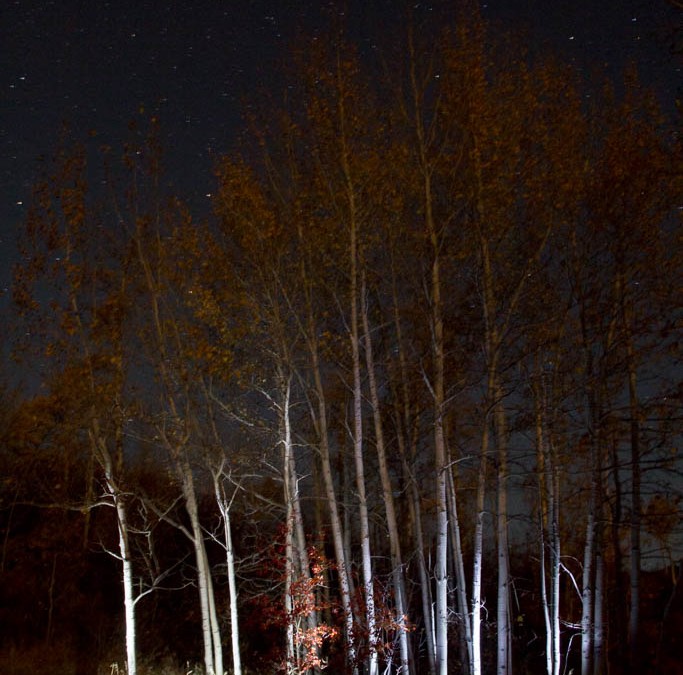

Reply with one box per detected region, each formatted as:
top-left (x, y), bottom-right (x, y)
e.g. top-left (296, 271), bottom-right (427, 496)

top-left (1, 10), bottom-right (682, 675)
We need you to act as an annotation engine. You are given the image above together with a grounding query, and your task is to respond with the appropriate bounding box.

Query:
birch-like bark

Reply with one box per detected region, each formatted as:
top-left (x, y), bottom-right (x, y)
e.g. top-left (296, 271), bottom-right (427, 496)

top-left (446, 456), bottom-right (472, 675)
top-left (361, 275), bottom-right (410, 673)
top-left (534, 368), bottom-right (561, 675)
top-left (478, 226), bottom-right (509, 675)
top-left (97, 437), bottom-right (136, 675)
top-left (284, 426), bottom-right (296, 670)
top-left (471, 418), bottom-right (489, 675)
top-left (280, 373), bottom-right (318, 671)
top-left (70, 273), bottom-right (136, 675)
top-left (297, 239), bottom-right (357, 666)
top-left (409, 42), bottom-right (449, 675)
top-left (341, 85), bottom-right (378, 674)
top-left (310, 352), bottom-right (356, 667)
top-left (390, 250), bottom-right (435, 675)
top-left (134, 229), bottom-right (223, 675)
top-left (494, 384), bottom-right (511, 675)
top-left (182, 461), bottom-right (223, 675)
top-left (213, 469), bottom-right (242, 675)
top-left (115, 483), bottom-right (135, 675)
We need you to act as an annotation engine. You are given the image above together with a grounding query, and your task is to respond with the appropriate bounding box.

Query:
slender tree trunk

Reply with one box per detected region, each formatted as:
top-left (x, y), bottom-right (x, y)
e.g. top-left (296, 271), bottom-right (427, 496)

top-left (550, 444), bottom-right (561, 675)
top-left (205, 545), bottom-right (224, 675)
top-left (446, 456), bottom-right (472, 675)
top-left (214, 471), bottom-right (242, 675)
top-left (471, 420), bottom-right (489, 675)
top-left (116, 492), bottom-right (136, 675)
top-left (94, 440), bottom-right (136, 675)
top-left (285, 467), bottom-right (296, 671)
top-left (428, 189), bottom-right (449, 675)
top-left (287, 380), bottom-right (320, 653)
top-left (415, 88), bottom-right (448, 675)
top-left (134, 222), bottom-right (224, 675)
top-left (494, 385), bottom-right (511, 675)
top-left (346, 170), bottom-right (378, 675)
top-left (70, 268), bottom-right (136, 675)
top-left (224, 502), bottom-right (241, 675)
top-left (390, 250), bottom-right (434, 675)
top-left (408, 38), bottom-right (448, 673)
top-left (534, 368), bottom-right (561, 675)
top-left (294, 213), bottom-right (356, 667)
top-left (535, 379), bottom-right (553, 675)
top-left (184, 465), bottom-right (222, 675)
top-left (361, 276), bottom-right (410, 673)
top-left (307, 317), bottom-right (357, 668)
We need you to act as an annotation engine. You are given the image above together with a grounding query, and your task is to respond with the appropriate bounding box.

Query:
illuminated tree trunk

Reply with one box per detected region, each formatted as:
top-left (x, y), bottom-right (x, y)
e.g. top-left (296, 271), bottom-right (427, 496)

top-left (478, 226), bottom-right (510, 675)
top-left (361, 274), bottom-right (410, 673)
top-left (494, 384), bottom-right (511, 675)
top-left (180, 460), bottom-right (223, 675)
top-left (282, 376), bottom-right (297, 670)
top-left (134, 229), bottom-right (223, 675)
top-left (446, 455), bottom-right (472, 675)
top-left (309, 349), bottom-right (356, 668)
top-left (471, 408), bottom-right (489, 675)
top-left (409, 43), bottom-right (448, 675)
top-left (94, 430), bottom-right (136, 675)
top-left (390, 251), bottom-right (435, 675)
top-left (213, 469), bottom-right (242, 675)
top-left (118, 497), bottom-right (136, 675)
top-left (297, 236), bottom-right (357, 667)
top-left (534, 368), bottom-right (561, 675)
top-left (279, 372), bottom-right (318, 673)
top-left (342, 103), bottom-right (378, 675)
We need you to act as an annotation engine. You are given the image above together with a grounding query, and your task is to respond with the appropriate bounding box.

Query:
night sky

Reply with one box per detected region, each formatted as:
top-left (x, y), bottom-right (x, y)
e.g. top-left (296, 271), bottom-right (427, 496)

top-left (2, 0), bottom-right (680, 297)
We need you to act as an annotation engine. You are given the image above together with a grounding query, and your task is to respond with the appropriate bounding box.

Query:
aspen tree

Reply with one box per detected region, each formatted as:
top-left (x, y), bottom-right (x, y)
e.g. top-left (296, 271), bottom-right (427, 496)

top-left (15, 143), bottom-right (138, 675)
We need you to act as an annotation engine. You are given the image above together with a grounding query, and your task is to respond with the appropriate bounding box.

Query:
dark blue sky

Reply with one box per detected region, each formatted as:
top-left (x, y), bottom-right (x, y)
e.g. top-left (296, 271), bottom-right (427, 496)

top-left (1, 0), bottom-right (680, 297)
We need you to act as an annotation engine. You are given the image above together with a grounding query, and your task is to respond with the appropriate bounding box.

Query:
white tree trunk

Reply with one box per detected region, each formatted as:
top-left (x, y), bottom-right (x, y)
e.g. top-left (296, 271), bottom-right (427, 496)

top-left (494, 395), bottom-right (511, 675)
top-left (214, 471), bottom-right (241, 675)
top-left (184, 465), bottom-right (222, 675)
top-left (471, 421), bottom-right (489, 675)
top-left (397, 424), bottom-right (436, 674)
top-left (281, 375), bottom-right (318, 671)
top-left (408, 39), bottom-right (448, 672)
top-left (97, 428), bottom-right (137, 675)
top-left (361, 275), bottom-right (410, 673)
top-left (284, 455), bottom-right (296, 670)
top-left (116, 494), bottom-right (136, 675)
top-left (347, 193), bottom-right (377, 675)
top-left (224, 506), bottom-right (241, 675)
top-left (446, 459), bottom-right (472, 675)
top-left (309, 343), bottom-right (357, 667)
top-left (296, 216), bottom-right (357, 667)
top-left (426, 189), bottom-right (448, 675)
top-left (535, 369), bottom-right (562, 675)
top-left (550, 456), bottom-right (561, 675)
top-left (391, 253), bottom-right (434, 675)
